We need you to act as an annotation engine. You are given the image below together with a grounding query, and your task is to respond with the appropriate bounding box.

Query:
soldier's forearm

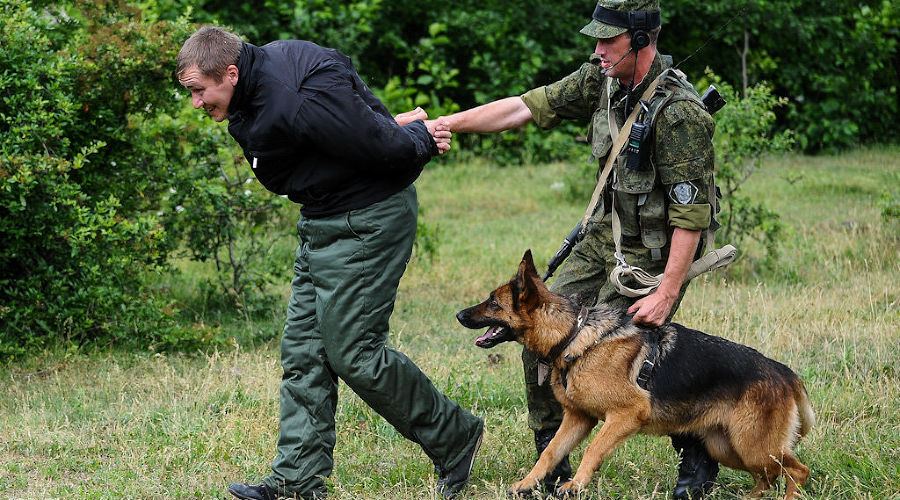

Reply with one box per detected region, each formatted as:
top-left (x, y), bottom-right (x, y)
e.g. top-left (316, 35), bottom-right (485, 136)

top-left (444, 97), bottom-right (533, 134)
top-left (657, 228), bottom-right (701, 298)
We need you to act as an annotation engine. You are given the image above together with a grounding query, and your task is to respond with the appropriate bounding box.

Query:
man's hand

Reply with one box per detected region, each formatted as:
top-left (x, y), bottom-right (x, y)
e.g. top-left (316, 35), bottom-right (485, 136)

top-left (394, 107), bottom-right (427, 126)
top-left (628, 289), bottom-right (677, 327)
top-left (627, 228), bottom-right (702, 327)
top-left (394, 107), bottom-right (451, 154)
top-left (425, 118), bottom-right (452, 155)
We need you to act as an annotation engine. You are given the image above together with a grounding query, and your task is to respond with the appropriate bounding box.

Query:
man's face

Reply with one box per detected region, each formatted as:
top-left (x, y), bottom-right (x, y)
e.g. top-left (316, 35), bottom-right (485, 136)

top-left (178, 64), bottom-right (238, 122)
top-left (593, 32), bottom-right (635, 81)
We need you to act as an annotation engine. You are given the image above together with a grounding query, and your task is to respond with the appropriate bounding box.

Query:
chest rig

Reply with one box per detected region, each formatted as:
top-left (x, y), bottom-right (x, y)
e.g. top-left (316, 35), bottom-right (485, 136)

top-left (579, 69), bottom-right (734, 298)
top-left (583, 68), bottom-right (707, 239)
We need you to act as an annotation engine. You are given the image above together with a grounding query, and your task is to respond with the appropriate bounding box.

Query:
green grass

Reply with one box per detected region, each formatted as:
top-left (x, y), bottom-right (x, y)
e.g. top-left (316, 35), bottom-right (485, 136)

top-left (2, 147), bottom-right (899, 499)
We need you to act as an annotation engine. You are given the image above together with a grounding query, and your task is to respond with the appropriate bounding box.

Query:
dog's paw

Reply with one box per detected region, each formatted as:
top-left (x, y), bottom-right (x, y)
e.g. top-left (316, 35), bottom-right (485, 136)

top-left (507, 477), bottom-right (542, 497)
top-left (553, 480), bottom-right (584, 498)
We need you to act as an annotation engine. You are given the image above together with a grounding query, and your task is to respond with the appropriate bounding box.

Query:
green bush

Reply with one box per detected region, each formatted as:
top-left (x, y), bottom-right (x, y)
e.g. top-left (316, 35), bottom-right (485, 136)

top-left (705, 71), bottom-right (794, 266)
top-left (158, 112), bottom-right (292, 315)
top-left (146, 0), bottom-right (592, 164)
top-left (0, 0), bottom-right (220, 356)
top-left (147, 0), bottom-right (899, 153)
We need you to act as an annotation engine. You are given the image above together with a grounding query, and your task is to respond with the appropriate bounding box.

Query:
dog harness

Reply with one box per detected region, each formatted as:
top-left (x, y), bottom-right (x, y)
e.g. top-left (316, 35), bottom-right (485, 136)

top-left (537, 305), bottom-right (590, 386)
top-left (547, 310), bottom-right (665, 391)
top-left (636, 329), bottom-right (663, 390)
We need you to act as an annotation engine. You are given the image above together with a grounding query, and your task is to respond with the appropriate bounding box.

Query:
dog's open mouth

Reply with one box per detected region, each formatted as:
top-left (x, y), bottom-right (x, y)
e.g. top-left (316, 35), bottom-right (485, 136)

top-left (475, 325), bottom-right (514, 349)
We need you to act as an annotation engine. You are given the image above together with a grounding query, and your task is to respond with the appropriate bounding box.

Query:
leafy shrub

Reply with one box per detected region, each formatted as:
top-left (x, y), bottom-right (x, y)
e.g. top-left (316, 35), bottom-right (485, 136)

top-left (0, 0), bottom-right (220, 356)
top-left (880, 191), bottom-right (900, 221)
top-left (158, 113), bottom-right (292, 315)
top-left (706, 71), bottom-right (794, 265)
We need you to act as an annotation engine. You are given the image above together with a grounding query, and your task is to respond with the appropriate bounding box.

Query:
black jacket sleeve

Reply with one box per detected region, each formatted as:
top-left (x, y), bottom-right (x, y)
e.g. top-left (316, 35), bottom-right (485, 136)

top-left (292, 62), bottom-right (438, 171)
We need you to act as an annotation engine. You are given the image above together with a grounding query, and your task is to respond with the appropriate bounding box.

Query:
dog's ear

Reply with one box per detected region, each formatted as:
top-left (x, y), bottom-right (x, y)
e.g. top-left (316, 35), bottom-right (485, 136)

top-left (521, 249), bottom-right (538, 277)
top-left (514, 249), bottom-right (541, 310)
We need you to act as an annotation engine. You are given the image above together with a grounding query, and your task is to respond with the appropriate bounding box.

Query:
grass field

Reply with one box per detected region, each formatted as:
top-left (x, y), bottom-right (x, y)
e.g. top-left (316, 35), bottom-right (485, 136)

top-left (1, 147), bottom-right (898, 499)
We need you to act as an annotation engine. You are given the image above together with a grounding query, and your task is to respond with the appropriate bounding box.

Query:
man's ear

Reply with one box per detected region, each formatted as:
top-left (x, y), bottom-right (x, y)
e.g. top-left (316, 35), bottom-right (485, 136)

top-left (225, 64), bottom-right (239, 86)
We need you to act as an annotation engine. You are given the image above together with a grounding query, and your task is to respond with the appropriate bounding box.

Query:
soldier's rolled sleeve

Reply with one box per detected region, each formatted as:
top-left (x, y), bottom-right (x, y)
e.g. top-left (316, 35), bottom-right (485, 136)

top-left (522, 62), bottom-right (600, 130)
top-left (669, 203), bottom-right (711, 231)
top-left (521, 87), bottom-right (560, 130)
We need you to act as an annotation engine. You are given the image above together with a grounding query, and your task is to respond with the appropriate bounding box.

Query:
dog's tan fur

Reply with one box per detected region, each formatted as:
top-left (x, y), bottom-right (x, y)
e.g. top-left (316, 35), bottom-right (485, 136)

top-left (457, 251), bottom-right (813, 499)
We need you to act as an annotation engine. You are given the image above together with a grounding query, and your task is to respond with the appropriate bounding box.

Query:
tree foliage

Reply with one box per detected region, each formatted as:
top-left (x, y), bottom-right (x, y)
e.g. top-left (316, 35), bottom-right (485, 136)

top-left (667, 0), bottom-right (899, 152)
top-left (142, 0), bottom-right (900, 154)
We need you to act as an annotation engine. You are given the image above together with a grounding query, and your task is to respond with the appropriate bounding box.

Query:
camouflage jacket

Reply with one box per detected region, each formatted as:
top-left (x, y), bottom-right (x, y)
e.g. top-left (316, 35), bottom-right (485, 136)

top-left (522, 52), bottom-right (716, 258)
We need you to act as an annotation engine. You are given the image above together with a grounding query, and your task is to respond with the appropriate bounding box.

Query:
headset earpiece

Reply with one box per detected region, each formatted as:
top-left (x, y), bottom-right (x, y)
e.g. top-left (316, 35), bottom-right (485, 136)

top-left (631, 29), bottom-right (650, 51)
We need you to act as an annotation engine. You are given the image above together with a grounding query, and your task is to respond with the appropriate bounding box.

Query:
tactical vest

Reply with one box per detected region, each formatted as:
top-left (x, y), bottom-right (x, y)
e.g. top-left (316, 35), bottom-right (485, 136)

top-left (586, 68), bottom-right (717, 259)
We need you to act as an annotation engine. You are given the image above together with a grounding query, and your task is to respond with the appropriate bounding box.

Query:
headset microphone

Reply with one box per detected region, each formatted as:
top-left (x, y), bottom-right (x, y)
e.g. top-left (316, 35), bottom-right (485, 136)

top-left (599, 46), bottom-right (633, 75)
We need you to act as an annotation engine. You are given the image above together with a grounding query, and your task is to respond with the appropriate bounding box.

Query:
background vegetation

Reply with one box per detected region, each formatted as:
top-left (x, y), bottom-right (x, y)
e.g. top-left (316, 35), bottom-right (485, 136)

top-left (3, 0), bottom-right (897, 354)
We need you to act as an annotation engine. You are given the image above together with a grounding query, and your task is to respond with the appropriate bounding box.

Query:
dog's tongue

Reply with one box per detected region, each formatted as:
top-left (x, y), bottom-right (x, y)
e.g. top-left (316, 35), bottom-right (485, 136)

top-left (475, 326), bottom-right (500, 347)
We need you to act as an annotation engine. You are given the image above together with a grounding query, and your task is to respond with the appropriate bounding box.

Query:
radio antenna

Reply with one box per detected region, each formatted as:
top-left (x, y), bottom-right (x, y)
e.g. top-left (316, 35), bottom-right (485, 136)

top-left (674, 5), bottom-right (748, 70)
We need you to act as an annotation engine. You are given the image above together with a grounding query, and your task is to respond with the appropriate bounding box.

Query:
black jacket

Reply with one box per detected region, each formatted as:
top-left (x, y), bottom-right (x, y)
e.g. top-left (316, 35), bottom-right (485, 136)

top-left (226, 41), bottom-right (437, 218)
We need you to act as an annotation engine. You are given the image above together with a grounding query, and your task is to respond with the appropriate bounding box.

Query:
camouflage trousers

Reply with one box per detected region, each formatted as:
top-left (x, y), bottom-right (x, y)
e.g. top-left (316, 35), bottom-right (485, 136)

top-left (523, 213), bottom-right (689, 432)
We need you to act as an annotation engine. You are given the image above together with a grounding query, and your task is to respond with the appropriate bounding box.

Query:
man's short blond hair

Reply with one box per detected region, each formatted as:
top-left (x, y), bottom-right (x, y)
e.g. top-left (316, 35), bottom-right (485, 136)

top-left (176, 26), bottom-right (243, 82)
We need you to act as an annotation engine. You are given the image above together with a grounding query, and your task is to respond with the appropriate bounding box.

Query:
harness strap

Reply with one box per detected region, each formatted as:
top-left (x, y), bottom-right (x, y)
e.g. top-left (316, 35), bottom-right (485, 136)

top-left (537, 306), bottom-right (589, 386)
top-left (636, 329), bottom-right (663, 389)
top-left (579, 73), bottom-right (667, 234)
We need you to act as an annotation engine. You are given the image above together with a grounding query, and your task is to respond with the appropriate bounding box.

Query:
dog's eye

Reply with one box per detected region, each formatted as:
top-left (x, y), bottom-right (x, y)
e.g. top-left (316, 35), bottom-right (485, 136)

top-left (488, 298), bottom-right (501, 311)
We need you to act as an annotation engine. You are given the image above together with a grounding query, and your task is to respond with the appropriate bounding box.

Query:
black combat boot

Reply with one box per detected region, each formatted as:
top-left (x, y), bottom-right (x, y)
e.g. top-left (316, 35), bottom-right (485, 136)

top-left (534, 428), bottom-right (572, 491)
top-left (227, 482), bottom-right (280, 500)
top-left (671, 434), bottom-right (719, 499)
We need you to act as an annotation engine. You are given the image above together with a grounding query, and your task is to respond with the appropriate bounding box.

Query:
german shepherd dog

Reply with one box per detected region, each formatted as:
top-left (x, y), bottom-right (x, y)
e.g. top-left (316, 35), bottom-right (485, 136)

top-left (457, 251), bottom-right (814, 499)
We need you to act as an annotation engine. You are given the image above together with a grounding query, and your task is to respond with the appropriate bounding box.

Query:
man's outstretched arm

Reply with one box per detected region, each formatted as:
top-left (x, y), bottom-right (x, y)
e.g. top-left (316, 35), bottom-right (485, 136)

top-left (439, 97), bottom-right (534, 135)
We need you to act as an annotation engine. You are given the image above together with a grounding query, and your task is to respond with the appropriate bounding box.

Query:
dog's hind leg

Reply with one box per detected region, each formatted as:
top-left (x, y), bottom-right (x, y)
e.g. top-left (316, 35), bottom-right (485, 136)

top-left (746, 471), bottom-right (775, 498)
top-left (703, 426), bottom-right (746, 471)
top-left (509, 409), bottom-right (597, 496)
top-left (779, 454), bottom-right (809, 500)
top-left (745, 452), bottom-right (809, 500)
top-left (558, 406), bottom-right (647, 495)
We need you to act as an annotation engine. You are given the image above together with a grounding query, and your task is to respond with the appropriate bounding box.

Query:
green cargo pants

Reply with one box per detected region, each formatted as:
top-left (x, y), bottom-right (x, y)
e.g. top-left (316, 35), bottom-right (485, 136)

top-left (523, 213), bottom-right (688, 432)
top-left (264, 185), bottom-right (484, 498)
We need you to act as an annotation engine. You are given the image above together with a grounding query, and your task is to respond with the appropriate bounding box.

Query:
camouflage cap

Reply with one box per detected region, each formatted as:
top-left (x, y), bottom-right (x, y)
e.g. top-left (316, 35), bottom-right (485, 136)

top-left (580, 0), bottom-right (661, 39)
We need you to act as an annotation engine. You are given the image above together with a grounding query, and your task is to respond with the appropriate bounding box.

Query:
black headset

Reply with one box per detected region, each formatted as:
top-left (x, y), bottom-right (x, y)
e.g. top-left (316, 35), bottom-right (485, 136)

top-left (590, 4), bottom-right (661, 52)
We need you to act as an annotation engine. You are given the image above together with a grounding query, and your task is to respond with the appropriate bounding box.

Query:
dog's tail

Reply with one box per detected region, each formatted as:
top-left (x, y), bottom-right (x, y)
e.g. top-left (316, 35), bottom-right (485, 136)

top-left (794, 380), bottom-right (815, 438)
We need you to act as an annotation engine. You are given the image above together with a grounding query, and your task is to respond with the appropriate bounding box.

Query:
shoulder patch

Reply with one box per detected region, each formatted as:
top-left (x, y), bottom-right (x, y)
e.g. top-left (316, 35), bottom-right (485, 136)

top-left (669, 181), bottom-right (698, 204)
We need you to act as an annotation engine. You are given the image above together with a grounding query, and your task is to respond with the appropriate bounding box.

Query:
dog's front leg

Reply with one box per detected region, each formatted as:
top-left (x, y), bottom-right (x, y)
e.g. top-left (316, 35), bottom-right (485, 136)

top-left (556, 407), bottom-right (646, 496)
top-left (509, 410), bottom-right (597, 496)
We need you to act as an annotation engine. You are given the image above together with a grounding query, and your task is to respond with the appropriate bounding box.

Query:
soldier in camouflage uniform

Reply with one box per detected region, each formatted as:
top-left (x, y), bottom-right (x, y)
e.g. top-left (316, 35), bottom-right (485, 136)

top-left (438, 1), bottom-right (720, 498)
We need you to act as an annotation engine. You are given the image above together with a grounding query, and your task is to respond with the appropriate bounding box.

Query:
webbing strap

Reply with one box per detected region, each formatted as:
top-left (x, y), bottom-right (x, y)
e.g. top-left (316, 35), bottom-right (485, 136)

top-left (610, 187), bottom-right (663, 297)
top-left (579, 74), bottom-right (666, 233)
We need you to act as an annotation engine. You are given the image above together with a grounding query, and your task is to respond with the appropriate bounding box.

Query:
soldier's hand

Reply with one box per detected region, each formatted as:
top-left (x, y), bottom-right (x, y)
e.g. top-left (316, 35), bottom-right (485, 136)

top-left (425, 118), bottom-right (452, 155)
top-left (628, 290), bottom-right (675, 328)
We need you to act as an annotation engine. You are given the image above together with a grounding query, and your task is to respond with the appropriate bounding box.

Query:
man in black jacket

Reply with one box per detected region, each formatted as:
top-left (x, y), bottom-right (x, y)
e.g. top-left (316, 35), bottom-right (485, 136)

top-left (177, 26), bottom-right (483, 500)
